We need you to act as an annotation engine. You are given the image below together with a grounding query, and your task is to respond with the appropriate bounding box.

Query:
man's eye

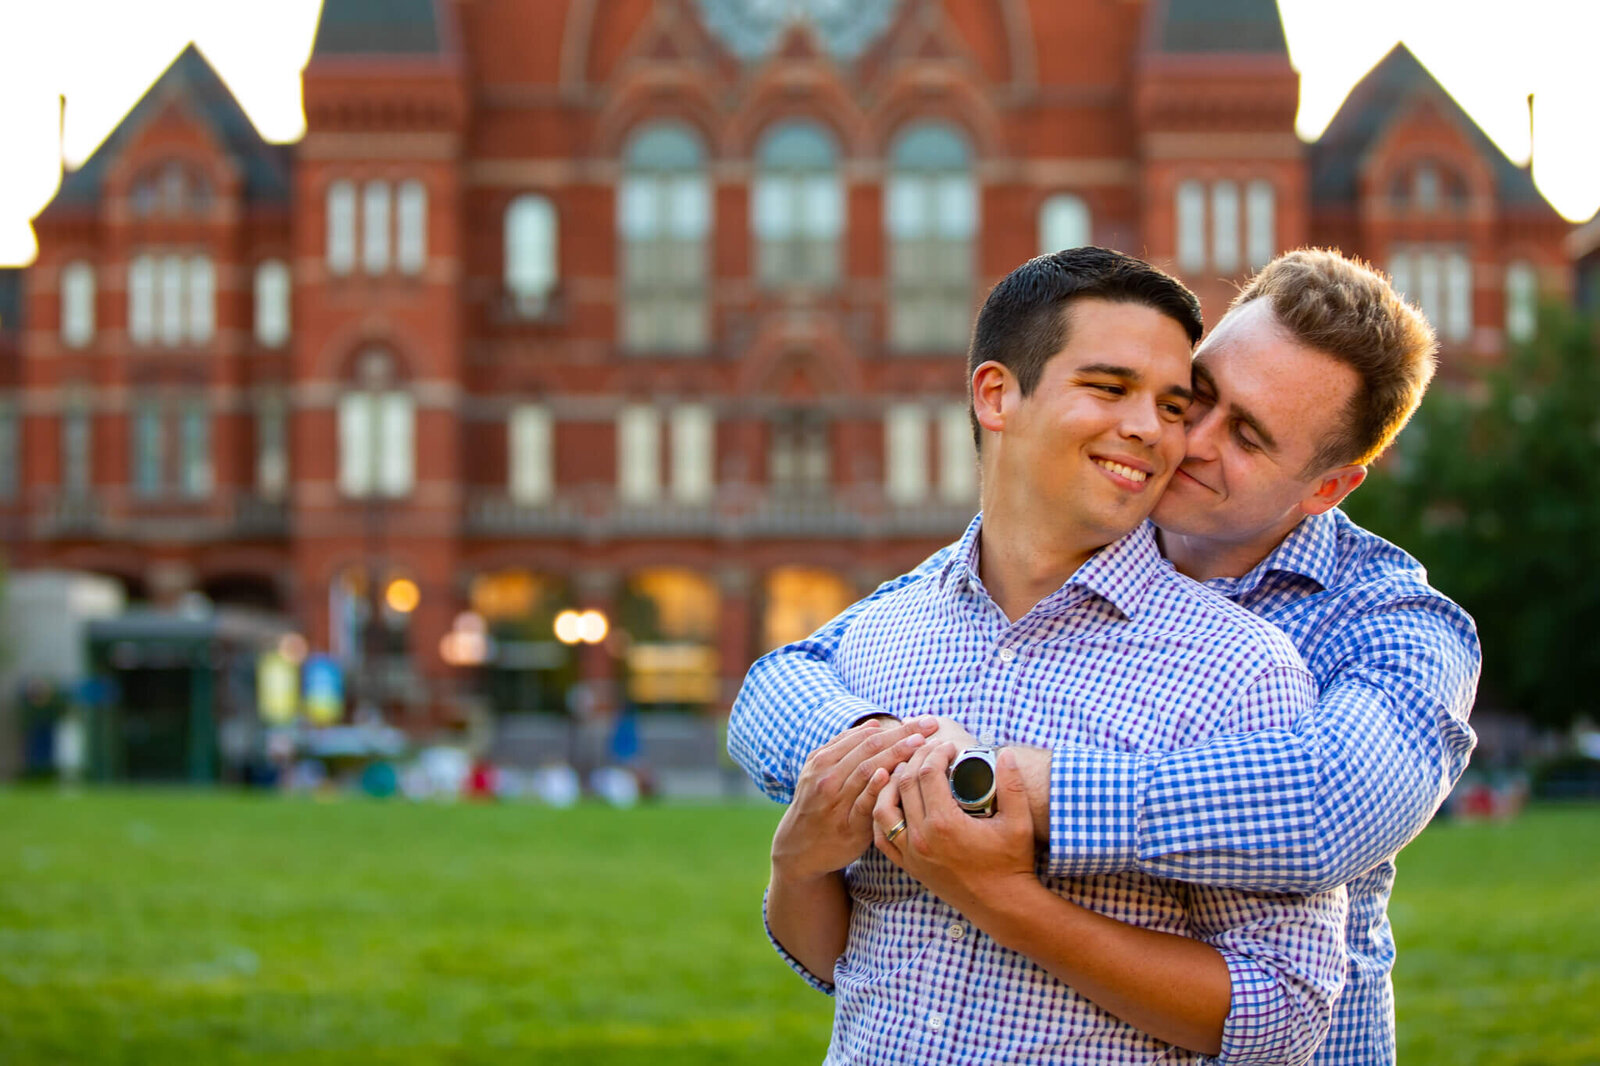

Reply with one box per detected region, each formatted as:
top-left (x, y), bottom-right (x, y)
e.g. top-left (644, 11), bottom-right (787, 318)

top-left (1233, 426), bottom-right (1261, 452)
top-left (1090, 383), bottom-right (1125, 395)
top-left (1160, 401), bottom-right (1188, 418)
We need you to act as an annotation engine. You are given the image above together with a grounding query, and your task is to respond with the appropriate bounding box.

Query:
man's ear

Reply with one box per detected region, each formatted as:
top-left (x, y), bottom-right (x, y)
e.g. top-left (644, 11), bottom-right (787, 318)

top-left (971, 361), bottom-right (1014, 436)
top-left (1300, 464), bottom-right (1367, 517)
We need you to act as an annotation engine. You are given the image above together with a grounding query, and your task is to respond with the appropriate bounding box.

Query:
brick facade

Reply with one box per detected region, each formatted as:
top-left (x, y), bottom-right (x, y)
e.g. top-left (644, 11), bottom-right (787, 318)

top-left (2, 0), bottom-right (1572, 725)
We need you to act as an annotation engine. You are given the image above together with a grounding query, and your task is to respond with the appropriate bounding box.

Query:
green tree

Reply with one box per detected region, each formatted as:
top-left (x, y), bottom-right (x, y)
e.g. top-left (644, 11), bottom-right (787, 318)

top-left (1345, 304), bottom-right (1600, 728)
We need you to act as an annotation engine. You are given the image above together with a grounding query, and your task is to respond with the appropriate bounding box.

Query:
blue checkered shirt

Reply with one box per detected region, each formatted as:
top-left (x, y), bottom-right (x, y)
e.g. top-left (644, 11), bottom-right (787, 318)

top-left (729, 509), bottom-right (1480, 1066)
top-left (757, 516), bottom-right (1347, 1065)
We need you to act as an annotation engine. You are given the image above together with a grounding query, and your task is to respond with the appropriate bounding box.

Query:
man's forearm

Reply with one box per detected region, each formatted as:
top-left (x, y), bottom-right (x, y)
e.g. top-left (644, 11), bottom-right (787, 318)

top-left (765, 865), bottom-right (851, 986)
top-left (969, 877), bottom-right (1230, 1056)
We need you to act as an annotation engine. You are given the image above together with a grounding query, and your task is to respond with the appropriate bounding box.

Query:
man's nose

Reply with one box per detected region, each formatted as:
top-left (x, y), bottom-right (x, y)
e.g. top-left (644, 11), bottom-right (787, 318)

top-left (1120, 398), bottom-right (1164, 443)
top-left (1184, 407), bottom-right (1222, 460)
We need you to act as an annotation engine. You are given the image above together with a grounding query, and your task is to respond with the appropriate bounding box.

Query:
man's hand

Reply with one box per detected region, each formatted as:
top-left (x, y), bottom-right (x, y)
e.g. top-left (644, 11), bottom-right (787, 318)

top-left (871, 743), bottom-right (1038, 915)
top-left (771, 718), bottom-right (940, 881)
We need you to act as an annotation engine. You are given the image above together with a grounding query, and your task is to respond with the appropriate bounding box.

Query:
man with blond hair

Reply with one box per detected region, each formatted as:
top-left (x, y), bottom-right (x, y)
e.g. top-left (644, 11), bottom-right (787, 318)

top-left (733, 247), bottom-right (1480, 1065)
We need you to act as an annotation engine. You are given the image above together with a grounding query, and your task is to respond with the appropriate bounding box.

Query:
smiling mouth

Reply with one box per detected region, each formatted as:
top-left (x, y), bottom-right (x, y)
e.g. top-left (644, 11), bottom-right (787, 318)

top-left (1094, 458), bottom-right (1149, 484)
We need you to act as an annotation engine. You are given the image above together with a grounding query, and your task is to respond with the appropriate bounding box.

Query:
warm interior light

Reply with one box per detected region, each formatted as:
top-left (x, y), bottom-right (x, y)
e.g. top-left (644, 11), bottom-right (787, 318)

top-left (553, 609), bottom-right (583, 645)
top-left (385, 577), bottom-right (421, 614)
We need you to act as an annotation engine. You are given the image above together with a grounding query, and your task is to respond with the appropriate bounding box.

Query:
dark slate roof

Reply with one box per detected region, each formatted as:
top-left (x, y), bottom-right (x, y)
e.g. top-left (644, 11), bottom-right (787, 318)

top-left (0, 269), bottom-right (22, 334)
top-left (1152, 0), bottom-right (1288, 54)
top-left (311, 0), bottom-right (443, 57)
top-left (1309, 43), bottom-right (1548, 210)
top-left (51, 44), bottom-right (291, 210)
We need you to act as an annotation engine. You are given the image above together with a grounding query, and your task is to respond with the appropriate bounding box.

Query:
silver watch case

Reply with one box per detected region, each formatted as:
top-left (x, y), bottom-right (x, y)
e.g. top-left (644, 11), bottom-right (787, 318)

top-left (948, 746), bottom-right (998, 817)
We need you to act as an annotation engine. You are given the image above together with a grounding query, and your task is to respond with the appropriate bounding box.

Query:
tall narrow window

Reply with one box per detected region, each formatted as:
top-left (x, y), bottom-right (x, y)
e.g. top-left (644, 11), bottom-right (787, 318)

top-left (179, 402), bottom-right (211, 497)
top-left (187, 255), bottom-right (214, 343)
top-left (327, 180), bottom-right (355, 275)
top-left (884, 403), bottom-right (928, 505)
top-left (770, 410), bottom-right (829, 494)
top-left (1416, 250), bottom-right (1442, 327)
top-left (505, 195), bottom-right (558, 315)
top-left (1388, 251), bottom-right (1413, 302)
top-left (754, 121), bottom-right (842, 288)
top-left (938, 403), bottom-right (976, 504)
top-left (620, 123), bottom-right (710, 352)
top-left (133, 400), bottom-right (164, 498)
top-left (254, 260), bottom-right (291, 348)
top-left (129, 255), bottom-right (155, 345)
top-left (617, 404), bottom-right (662, 503)
top-left (670, 403), bottom-right (714, 504)
top-left (1444, 253), bottom-right (1472, 342)
top-left (1176, 181), bottom-right (1206, 272)
top-left (1038, 194), bottom-right (1090, 255)
top-left (1210, 181), bottom-right (1240, 273)
top-left (0, 401), bottom-right (17, 500)
top-left (1415, 164), bottom-right (1440, 212)
top-left (362, 181), bottom-right (391, 275)
top-left (397, 179), bottom-right (427, 275)
top-left (509, 403), bottom-right (554, 505)
top-left (62, 400), bottom-right (91, 495)
top-left (1505, 260), bottom-right (1537, 343)
top-left (887, 122), bottom-right (975, 351)
top-left (257, 394), bottom-right (288, 499)
top-left (377, 393), bottom-right (414, 497)
top-left (60, 260), bottom-right (95, 348)
top-left (339, 351), bottom-right (413, 498)
top-left (1246, 180), bottom-right (1276, 269)
top-left (159, 254), bottom-right (185, 346)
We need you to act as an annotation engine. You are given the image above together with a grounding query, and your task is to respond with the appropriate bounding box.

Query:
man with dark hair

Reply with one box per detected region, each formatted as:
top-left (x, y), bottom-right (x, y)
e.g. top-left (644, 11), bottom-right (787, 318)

top-left (762, 247), bottom-right (1347, 1064)
top-left (732, 247), bottom-right (1479, 1066)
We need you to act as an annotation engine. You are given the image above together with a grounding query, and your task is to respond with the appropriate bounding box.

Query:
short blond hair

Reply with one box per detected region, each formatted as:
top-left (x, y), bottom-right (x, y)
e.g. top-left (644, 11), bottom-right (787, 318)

top-left (1232, 248), bottom-right (1438, 472)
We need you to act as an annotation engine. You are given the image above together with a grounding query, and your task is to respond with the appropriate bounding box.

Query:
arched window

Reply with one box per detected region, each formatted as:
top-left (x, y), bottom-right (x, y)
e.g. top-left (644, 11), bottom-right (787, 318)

top-left (505, 194), bottom-right (558, 315)
top-left (886, 122), bottom-right (975, 351)
top-left (254, 260), bottom-right (291, 348)
top-left (619, 122), bottom-right (710, 353)
top-left (1505, 261), bottom-right (1537, 343)
top-left (60, 260), bottom-right (95, 348)
top-left (1038, 194), bottom-right (1090, 255)
top-left (753, 120), bottom-right (841, 287)
top-left (338, 350), bottom-right (414, 498)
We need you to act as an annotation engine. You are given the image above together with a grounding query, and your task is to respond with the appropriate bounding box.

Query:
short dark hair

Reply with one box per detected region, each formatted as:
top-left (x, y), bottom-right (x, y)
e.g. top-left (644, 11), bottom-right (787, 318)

top-left (1232, 249), bottom-right (1437, 472)
top-left (967, 247), bottom-right (1203, 447)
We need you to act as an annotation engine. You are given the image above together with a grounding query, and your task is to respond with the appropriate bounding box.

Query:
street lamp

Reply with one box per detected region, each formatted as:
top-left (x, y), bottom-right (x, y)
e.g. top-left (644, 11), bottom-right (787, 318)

top-left (553, 609), bottom-right (608, 646)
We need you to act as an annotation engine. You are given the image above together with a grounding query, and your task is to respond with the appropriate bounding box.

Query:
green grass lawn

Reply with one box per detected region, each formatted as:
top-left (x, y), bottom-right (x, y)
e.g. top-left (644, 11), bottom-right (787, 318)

top-left (0, 791), bottom-right (1595, 1065)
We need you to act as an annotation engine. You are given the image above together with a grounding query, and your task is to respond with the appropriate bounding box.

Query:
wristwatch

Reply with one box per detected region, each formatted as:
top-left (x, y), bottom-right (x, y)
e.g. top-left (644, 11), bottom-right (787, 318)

top-left (948, 747), bottom-right (998, 818)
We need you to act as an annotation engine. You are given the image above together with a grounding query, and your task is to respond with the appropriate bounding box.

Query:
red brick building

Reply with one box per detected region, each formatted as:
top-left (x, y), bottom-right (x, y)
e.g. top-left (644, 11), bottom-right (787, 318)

top-left (1, 0), bottom-right (1572, 725)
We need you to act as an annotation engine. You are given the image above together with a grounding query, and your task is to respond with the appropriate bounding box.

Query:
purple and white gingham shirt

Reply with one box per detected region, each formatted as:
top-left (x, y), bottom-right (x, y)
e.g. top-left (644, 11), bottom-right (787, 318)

top-left (731, 509), bottom-right (1479, 1066)
top-left (763, 516), bottom-right (1347, 1065)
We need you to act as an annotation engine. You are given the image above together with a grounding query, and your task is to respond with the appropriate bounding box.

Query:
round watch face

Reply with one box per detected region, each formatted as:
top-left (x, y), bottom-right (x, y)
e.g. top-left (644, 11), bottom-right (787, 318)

top-left (950, 752), bottom-right (996, 806)
top-left (695, 0), bottom-right (901, 62)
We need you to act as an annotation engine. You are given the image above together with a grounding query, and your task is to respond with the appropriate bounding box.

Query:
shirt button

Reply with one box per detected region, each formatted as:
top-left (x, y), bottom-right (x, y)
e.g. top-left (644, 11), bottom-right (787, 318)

top-left (926, 1012), bottom-right (947, 1032)
top-left (946, 921), bottom-right (967, 941)
top-left (998, 647), bottom-right (1016, 663)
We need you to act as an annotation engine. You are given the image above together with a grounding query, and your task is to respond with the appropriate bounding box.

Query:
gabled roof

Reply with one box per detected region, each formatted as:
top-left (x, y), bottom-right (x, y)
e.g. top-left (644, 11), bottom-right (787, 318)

top-left (1148, 0), bottom-right (1288, 55)
top-left (311, 0), bottom-right (444, 58)
top-left (51, 44), bottom-right (290, 210)
top-left (1309, 43), bottom-right (1547, 210)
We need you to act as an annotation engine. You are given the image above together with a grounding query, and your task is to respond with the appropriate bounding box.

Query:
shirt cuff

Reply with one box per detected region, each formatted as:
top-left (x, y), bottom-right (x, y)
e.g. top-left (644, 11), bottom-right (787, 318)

top-left (792, 693), bottom-right (893, 772)
top-left (1045, 744), bottom-right (1143, 877)
top-left (762, 886), bottom-right (837, 996)
top-left (1203, 950), bottom-right (1316, 1066)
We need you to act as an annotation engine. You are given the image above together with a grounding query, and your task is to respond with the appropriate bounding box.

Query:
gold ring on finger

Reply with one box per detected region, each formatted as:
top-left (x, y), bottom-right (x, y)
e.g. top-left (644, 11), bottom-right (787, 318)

top-left (885, 818), bottom-right (908, 844)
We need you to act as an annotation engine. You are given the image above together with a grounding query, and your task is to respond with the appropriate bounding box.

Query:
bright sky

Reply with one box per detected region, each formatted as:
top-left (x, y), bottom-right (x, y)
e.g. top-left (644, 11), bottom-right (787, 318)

top-left (1, 0), bottom-right (1597, 268)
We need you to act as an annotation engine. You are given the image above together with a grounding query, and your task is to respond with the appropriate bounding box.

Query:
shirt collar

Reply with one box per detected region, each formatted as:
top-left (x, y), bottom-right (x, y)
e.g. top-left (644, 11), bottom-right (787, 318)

top-left (942, 514), bottom-right (1166, 621)
top-left (1208, 509), bottom-right (1341, 599)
